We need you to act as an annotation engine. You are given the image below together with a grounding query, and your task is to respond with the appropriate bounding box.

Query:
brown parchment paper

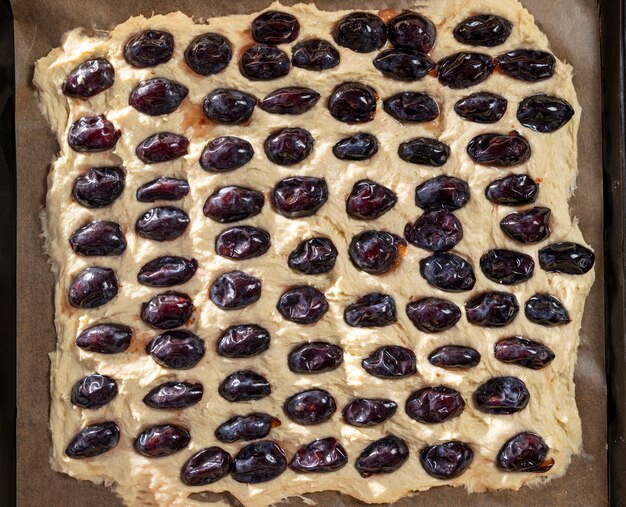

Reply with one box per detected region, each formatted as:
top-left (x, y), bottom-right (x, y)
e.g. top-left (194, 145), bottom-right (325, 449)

top-left (13, 0), bottom-right (607, 505)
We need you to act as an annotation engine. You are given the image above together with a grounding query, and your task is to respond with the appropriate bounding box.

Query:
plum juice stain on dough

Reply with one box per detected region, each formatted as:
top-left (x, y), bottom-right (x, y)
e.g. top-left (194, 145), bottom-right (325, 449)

top-left (179, 101), bottom-right (214, 138)
top-left (35, 1), bottom-right (594, 506)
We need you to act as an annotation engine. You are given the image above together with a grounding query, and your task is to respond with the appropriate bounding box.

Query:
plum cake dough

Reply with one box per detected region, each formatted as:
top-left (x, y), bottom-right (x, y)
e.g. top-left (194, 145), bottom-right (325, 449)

top-left (34, 1), bottom-right (596, 506)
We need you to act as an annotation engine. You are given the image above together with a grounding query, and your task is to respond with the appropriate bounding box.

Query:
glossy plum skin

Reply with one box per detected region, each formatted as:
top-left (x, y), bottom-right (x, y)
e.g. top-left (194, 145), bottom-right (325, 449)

top-left (69, 221), bottom-right (126, 256)
top-left (137, 256), bottom-right (197, 287)
top-left (437, 52), bottom-right (494, 89)
top-left (538, 242), bottom-right (595, 274)
top-left (517, 94), bottom-right (575, 133)
top-left (264, 128), bottom-right (314, 165)
top-left (284, 389), bottom-right (337, 425)
top-left (485, 174), bottom-right (539, 205)
top-left (134, 424), bottom-right (191, 457)
top-left (496, 432), bottom-right (554, 472)
top-left (180, 447), bottom-right (233, 486)
top-left (129, 78), bottom-right (188, 116)
top-left (387, 11), bottom-right (436, 53)
top-left (355, 436), bottom-right (409, 477)
top-left (215, 413), bottom-right (280, 443)
top-left (362, 346), bottom-right (416, 378)
top-left (332, 12), bottom-right (387, 53)
top-left (334, 133), bottom-right (379, 161)
top-left (496, 50), bottom-right (556, 82)
top-left (217, 324), bottom-right (271, 358)
top-left (272, 177), bottom-right (328, 218)
top-left (453, 15), bottom-right (512, 46)
top-left (288, 237), bottom-right (338, 274)
top-left (524, 294), bottom-right (570, 325)
top-left (209, 271), bottom-right (262, 310)
top-left (480, 249), bottom-right (535, 285)
top-left (71, 374), bottom-right (118, 409)
top-left (346, 180), bottom-right (396, 219)
top-left (404, 209), bottom-right (463, 252)
top-left (77, 329), bottom-right (124, 358)
top-left (428, 345), bottom-right (481, 369)
top-left (344, 293), bottom-right (397, 328)
top-left (288, 342), bottom-right (344, 373)
top-left (291, 39), bottom-right (340, 70)
top-left (276, 286), bottom-right (329, 324)
top-left (405, 386), bottom-right (465, 424)
top-left (200, 136), bottom-right (254, 172)
top-left (473, 376), bottom-right (530, 414)
top-left (68, 115), bottom-right (121, 152)
top-left (465, 291), bottom-right (519, 327)
top-left (135, 207), bottom-right (190, 242)
top-left (342, 398), bottom-right (397, 427)
top-left (136, 177), bottom-right (189, 202)
top-left (231, 441), bottom-right (287, 483)
top-left (399, 138), bottom-right (450, 166)
top-left (65, 422), bottom-right (120, 459)
top-left (467, 132), bottom-right (531, 166)
top-left (215, 226), bottom-right (271, 260)
top-left (124, 30), bottom-right (174, 67)
top-left (384, 92), bottom-right (439, 123)
top-left (420, 441), bottom-right (474, 479)
top-left (260, 87), bottom-right (320, 114)
top-left (69, 267), bottom-right (118, 309)
top-left (500, 207), bottom-right (551, 243)
top-left (140, 291), bottom-right (194, 329)
top-left (75, 323), bottom-right (132, 354)
top-left (349, 231), bottom-right (406, 274)
top-left (62, 58), bottom-right (115, 98)
top-left (143, 381), bottom-right (203, 409)
top-left (203, 186), bottom-right (264, 223)
top-left (328, 82), bottom-right (377, 123)
top-left (184, 33), bottom-right (232, 76)
top-left (239, 44), bottom-right (291, 80)
top-left (414, 176), bottom-right (470, 211)
top-left (454, 92), bottom-right (507, 123)
top-left (251, 11), bottom-right (300, 44)
top-left (420, 252), bottom-right (476, 292)
top-left (203, 88), bottom-right (257, 124)
top-left (495, 337), bottom-right (555, 369)
top-left (72, 167), bottom-right (125, 208)
top-left (373, 49), bottom-right (435, 81)
top-left (406, 297), bottom-right (461, 332)
top-left (136, 133), bottom-right (189, 163)
top-left (290, 437), bottom-right (348, 473)
top-left (218, 370), bottom-right (271, 402)
top-left (146, 330), bottom-right (205, 369)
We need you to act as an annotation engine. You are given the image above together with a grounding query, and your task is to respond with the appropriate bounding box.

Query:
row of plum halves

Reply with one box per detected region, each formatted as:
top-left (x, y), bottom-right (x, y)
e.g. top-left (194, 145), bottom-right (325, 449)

top-left (65, 424), bottom-right (552, 484)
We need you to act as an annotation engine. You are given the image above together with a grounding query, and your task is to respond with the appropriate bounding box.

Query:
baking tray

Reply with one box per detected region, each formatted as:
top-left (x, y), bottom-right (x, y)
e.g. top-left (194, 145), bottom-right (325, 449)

top-left (3, 0), bottom-right (624, 505)
top-left (0, 0), bottom-right (16, 504)
top-left (601, 0), bottom-right (626, 505)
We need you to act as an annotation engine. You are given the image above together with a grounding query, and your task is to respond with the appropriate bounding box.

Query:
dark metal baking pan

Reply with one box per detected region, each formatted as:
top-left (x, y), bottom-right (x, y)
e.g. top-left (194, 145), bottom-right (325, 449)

top-left (0, 0), bottom-right (17, 504)
top-left (1, 0), bottom-right (623, 505)
top-left (601, 0), bottom-right (626, 505)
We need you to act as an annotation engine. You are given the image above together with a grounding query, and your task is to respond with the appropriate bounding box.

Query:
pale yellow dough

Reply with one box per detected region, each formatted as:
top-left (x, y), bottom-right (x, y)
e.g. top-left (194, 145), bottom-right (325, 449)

top-left (34, 0), bottom-right (595, 506)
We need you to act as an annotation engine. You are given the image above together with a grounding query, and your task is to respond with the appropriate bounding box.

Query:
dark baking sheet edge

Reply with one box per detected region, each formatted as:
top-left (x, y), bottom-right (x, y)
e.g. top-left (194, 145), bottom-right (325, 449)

top-left (1, 0), bottom-right (624, 506)
top-left (0, 0), bottom-right (17, 505)
top-left (601, 0), bottom-right (626, 506)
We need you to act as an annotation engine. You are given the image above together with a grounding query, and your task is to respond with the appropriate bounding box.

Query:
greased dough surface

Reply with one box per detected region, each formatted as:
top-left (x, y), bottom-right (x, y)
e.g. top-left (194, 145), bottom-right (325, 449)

top-left (34, 1), bottom-right (595, 506)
